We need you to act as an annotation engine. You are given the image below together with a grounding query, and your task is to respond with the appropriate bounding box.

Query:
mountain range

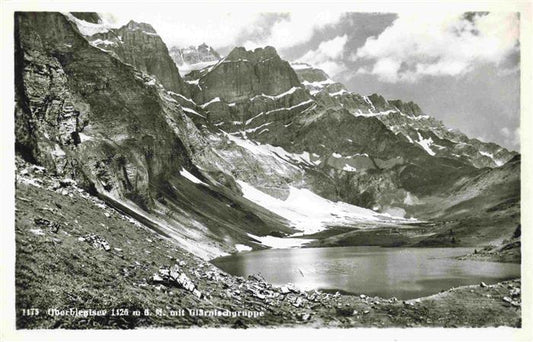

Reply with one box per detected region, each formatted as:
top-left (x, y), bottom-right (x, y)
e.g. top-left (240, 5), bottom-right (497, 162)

top-left (14, 12), bottom-right (520, 259)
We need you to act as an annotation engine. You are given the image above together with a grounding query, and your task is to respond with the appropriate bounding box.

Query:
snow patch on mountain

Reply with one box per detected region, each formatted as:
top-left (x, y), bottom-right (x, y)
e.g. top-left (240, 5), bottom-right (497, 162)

top-left (180, 169), bottom-right (208, 185)
top-left (90, 39), bottom-right (116, 47)
top-left (342, 164), bottom-right (357, 172)
top-left (247, 233), bottom-right (313, 249)
top-left (201, 97), bottom-right (221, 108)
top-left (235, 244), bottom-right (253, 252)
top-left (78, 133), bottom-right (94, 142)
top-left (64, 13), bottom-right (112, 36)
top-left (246, 99), bottom-right (315, 125)
top-left (289, 62), bottom-right (313, 70)
top-left (225, 133), bottom-right (318, 168)
top-left (330, 89), bottom-right (349, 97)
top-left (237, 180), bottom-right (406, 235)
top-left (416, 132), bottom-right (436, 156)
top-left (251, 87), bottom-right (302, 101)
top-left (182, 107), bottom-right (205, 118)
top-left (178, 60), bottom-right (219, 76)
top-left (480, 151), bottom-right (504, 167)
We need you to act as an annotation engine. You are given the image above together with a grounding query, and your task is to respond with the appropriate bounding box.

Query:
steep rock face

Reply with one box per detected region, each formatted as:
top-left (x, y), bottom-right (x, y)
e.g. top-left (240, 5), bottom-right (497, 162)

top-left (191, 46), bottom-right (301, 103)
top-left (75, 17), bottom-right (188, 95)
top-left (16, 12), bottom-right (193, 204)
top-left (177, 47), bottom-right (313, 139)
top-left (267, 104), bottom-right (477, 210)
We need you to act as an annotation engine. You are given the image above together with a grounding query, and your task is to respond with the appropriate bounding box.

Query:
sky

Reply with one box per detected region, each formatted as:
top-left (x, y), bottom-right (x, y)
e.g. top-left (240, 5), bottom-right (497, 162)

top-left (102, 10), bottom-right (520, 151)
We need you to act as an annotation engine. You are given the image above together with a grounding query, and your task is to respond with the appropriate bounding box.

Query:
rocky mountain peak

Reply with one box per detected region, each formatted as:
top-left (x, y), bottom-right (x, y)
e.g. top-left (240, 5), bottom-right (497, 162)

top-left (365, 94), bottom-right (423, 116)
top-left (81, 17), bottom-right (188, 95)
top-left (226, 46), bottom-right (280, 62)
top-left (191, 45), bottom-right (300, 103)
top-left (367, 93), bottom-right (389, 111)
top-left (198, 43), bottom-right (219, 56)
top-left (389, 100), bottom-right (423, 117)
top-left (124, 20), bottom-right (157, 34)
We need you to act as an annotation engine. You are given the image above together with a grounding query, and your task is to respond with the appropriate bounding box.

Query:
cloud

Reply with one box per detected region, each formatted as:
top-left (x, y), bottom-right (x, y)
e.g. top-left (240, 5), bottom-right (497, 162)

top-left (298, 35), bottom-right (348, 76)
top-left (100, 10), bottom-right (269, 49)
top-left (241, 11), bottom-right (344, 50)
top-left (501, 126), bottom-right (520, 149)
top-left (353, 12), bottom-right (519, 83)
top-left (101, 9), bottom-right (344, 55)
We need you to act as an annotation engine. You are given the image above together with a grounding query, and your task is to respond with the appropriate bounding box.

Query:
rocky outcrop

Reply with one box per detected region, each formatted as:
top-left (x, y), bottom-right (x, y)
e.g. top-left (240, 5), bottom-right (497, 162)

top-left (170, 43), bottom-right (220, 67)
top-left (16, 12), bottom-right (193, 202)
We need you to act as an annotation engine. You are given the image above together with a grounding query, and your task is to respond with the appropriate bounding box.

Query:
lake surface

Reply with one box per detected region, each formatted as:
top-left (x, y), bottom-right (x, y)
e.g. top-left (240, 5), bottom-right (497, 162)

top-left (212, 246), bottom-right (520, 300)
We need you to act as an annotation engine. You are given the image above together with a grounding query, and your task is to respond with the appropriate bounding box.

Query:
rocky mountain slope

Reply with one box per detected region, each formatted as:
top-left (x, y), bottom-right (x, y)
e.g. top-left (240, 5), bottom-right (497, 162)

top-left (292, 62), bottom-right (516, 169)
top-left (15, 11), bottom-right (520, 258)
top-left (179, 46), bottom-right (518, 221)
top-left (14, 12), bottom-right (300, 259)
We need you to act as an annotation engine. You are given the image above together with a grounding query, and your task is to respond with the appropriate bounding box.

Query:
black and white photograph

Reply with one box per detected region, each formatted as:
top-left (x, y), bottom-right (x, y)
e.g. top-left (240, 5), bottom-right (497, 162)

top-left (1, 0), bottom-right (532, 340)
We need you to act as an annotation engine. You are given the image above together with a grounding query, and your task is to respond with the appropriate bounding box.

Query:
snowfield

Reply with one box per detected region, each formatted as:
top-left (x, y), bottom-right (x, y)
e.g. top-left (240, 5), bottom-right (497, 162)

top-left (247, 233), bottom-right (313, 249)
top-left (237, 180), bottom-right (410, 235)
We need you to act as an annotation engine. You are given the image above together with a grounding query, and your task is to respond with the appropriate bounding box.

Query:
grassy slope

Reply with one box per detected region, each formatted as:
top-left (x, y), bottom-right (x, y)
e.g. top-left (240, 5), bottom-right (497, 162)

top-left (15, 178), bottom-right (521, 329)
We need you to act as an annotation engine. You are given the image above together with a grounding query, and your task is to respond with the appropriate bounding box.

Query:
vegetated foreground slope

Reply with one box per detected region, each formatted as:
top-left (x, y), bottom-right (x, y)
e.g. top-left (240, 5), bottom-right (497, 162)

top-left (15, 161), bottom-right (521, 328)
